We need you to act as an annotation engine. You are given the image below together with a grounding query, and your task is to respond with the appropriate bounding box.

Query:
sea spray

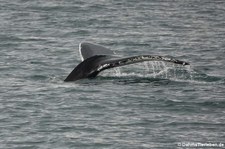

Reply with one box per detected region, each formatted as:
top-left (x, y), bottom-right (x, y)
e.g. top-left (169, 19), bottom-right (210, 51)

top-left (101, 59), bottom-right (221, 83)
top-left (114, 68), bottom-right (121, 76)
top-left (100, 61), bottom-right (192, 81)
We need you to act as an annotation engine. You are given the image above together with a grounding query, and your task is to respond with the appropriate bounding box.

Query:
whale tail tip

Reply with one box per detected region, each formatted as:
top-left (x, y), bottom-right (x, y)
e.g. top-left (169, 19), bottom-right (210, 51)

top-left (79, 42), bottom-right (114, 61)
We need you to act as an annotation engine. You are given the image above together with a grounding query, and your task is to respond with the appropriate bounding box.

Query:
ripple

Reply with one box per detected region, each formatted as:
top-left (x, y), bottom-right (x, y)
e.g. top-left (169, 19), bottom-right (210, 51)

top-left (1, 0), bottom-right (225, 148)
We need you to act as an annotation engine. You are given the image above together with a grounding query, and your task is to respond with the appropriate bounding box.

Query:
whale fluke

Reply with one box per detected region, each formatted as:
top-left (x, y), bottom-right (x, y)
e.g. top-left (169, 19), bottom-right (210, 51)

top-left (64, 42), bottom-right (189, 82)
top-left (79, 42), bottom-right (114, 61)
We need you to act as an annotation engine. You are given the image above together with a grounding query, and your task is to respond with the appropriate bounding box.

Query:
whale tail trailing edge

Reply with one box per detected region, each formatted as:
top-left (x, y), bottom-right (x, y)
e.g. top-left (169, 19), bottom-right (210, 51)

top-left (64, 42), bottom-right (189, 82)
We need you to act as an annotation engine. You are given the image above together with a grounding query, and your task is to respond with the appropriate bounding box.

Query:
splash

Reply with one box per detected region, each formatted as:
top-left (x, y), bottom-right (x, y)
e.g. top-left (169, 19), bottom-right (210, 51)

top-left (99, 61), bottom-right (224, 84)
top-left (101, 61), bottom-right (191, 78)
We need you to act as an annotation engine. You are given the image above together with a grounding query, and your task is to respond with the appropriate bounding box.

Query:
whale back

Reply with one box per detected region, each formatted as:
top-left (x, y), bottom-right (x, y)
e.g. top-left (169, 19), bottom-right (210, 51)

top-left (79, 42), bottom-right (114, 61)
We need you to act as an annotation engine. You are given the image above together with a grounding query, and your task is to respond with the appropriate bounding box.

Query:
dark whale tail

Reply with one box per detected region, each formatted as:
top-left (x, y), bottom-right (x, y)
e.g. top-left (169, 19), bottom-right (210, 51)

top-left (64, 42), bottom-right (189, 82)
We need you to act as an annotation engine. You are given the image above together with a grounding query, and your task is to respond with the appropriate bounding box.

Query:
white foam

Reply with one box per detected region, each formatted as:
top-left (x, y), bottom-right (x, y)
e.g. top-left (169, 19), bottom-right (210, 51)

top-left (99, 61), bottom-right (196, 82)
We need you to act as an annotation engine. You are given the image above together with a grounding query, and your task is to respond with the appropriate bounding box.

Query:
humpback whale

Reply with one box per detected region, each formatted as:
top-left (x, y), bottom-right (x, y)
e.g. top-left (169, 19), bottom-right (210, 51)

top-left (64, 42), bottom-right (189, 82)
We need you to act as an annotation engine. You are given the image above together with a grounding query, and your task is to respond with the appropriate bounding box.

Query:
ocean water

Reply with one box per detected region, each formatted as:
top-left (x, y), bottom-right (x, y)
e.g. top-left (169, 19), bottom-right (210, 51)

top-left (1, 0), bottom-right (225, 148)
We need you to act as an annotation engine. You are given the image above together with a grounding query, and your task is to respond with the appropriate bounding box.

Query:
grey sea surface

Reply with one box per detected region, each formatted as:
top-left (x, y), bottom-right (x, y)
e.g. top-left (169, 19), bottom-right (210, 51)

top-left (1, 0), bottom-right (225, 148)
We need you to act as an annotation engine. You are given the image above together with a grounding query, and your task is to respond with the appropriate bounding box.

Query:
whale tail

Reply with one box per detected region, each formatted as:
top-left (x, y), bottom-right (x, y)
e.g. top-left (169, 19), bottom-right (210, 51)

top-left (65, 42), bottom-right (189, 82)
